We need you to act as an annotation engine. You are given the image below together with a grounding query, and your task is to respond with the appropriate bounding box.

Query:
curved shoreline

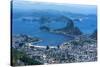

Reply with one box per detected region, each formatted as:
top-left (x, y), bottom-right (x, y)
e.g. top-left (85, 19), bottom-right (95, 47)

top-left (27, 43), bottom-right (57, 49)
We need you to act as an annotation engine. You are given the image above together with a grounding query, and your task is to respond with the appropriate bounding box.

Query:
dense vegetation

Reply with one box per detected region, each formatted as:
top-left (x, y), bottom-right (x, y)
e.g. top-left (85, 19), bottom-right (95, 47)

top-left (54, 19), bottom-right (82, 35)
top-left (90, 29), bottom-right (97, 40)
top-left (11, 48), bottom-right (43, 66)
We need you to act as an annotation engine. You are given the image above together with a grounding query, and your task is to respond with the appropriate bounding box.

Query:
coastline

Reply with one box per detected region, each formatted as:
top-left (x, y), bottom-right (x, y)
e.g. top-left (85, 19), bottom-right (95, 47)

top-left (27, 42), bottom-right (57, 49)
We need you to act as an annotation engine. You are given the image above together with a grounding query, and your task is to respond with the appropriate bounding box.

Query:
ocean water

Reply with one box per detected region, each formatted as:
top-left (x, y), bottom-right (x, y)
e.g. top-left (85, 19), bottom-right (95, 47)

top-left (12, 17), bottom-right (74, 46)
top-left (12, 1), bottom-right (97, 46)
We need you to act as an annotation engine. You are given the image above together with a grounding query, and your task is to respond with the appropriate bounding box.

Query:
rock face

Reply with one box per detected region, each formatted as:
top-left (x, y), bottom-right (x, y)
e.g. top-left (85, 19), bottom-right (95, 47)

top-left (90, 29), bottom-right (97, 40)
top-left (54, 18), bottom-right (82, 35)
top-left (40, 26), bottom-right (50, 32)
top-left (40, 16), bottom-right (51, 25)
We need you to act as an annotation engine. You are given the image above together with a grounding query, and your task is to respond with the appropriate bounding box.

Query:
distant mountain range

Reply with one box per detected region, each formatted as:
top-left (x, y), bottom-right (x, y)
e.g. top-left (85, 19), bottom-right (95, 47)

top-left (12, 1), bottom-right (97, 15)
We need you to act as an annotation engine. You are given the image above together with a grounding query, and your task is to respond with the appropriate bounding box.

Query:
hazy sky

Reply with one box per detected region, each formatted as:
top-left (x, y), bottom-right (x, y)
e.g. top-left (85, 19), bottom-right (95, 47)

top-left (13, 0), bottom-right (97, 15)
top-left (13, 0), bottom-right (97, 5)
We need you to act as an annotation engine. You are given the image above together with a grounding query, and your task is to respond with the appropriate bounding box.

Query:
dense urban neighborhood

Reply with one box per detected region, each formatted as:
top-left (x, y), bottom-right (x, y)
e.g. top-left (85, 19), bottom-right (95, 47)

top-left (11, 29), bottom-right (97, 66)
